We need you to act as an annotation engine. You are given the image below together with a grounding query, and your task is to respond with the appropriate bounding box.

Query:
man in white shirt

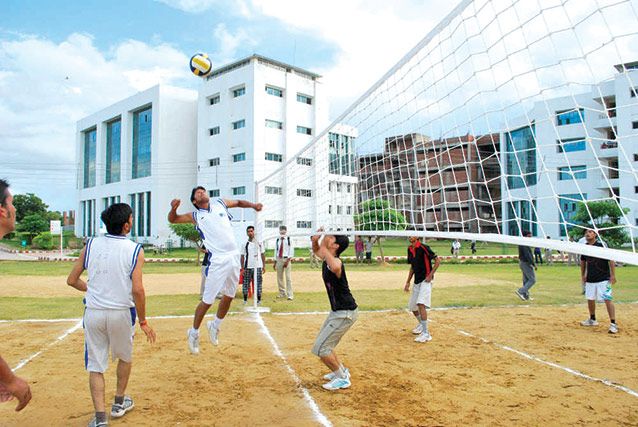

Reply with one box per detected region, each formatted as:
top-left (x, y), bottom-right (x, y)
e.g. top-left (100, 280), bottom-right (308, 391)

top-left (241, 225), bottom-right (266, 304)
top-left (67, 203), bottom-right (156, 427)
top-left (168, 186), bottom-right (262, 353)
top-left (273, 225), bottom-right (294, 300)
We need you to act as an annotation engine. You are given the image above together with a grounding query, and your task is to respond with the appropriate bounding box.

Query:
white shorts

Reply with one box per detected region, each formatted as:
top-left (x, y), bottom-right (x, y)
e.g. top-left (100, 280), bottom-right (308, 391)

top-left (84, 308), bottom-right (135, 373)
top-left (584, 280), bottom-right (613, 302)
top-left (409, 281), bottom-right (432, 311)
top-left (202, 253), bottom-right (240, 304)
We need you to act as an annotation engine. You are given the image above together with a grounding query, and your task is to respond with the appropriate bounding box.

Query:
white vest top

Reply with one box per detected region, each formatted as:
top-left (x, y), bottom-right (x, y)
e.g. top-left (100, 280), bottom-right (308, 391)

top-left (84, 235), bottom-right (142, 310)
top-left (193, 198), bottom-right (238, 258)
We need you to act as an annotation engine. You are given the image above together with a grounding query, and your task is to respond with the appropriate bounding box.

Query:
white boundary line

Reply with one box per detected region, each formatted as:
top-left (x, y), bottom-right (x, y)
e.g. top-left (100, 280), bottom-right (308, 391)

top-left (253, 313), bottom-right (332, 427)
top-left (452, 327), bottom-right (638, 398)
top-left (12, 320), bottom-right (82, 372)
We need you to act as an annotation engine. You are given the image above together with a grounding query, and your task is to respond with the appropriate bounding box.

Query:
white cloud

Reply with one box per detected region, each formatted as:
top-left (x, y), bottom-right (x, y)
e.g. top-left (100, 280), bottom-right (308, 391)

top-left (212, 23), bottom-right (258, 65)
top-left (153, 0), bottom-right (220, 14)
top-left (0, 33), bottom-right (191, 209)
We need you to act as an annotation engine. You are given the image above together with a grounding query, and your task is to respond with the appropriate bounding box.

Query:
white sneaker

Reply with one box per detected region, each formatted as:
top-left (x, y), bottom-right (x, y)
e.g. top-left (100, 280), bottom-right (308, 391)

top-left (580, 318), bottom-right (599, 327)
top-left (110, 395), bottom-right (134, 418)
top-left (206, 321), bottom-right (219, 346)
top-left (323, 368), bottom-right (350, 381)
top-left (187, 329), bottom-right (199, 354)
top-left (322, 376), bottom-right (351, 391)
top-left (414, 332), bottom-right (432, 343)
top-left (412, 324), bottom-right (423, 335)
top-left (608, 323), bottom-right (619, 334)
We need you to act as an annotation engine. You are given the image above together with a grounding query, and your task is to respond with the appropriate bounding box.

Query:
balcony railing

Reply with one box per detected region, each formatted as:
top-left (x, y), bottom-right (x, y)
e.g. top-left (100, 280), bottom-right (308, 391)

top-left (600, 140), bottom-right (618, 149)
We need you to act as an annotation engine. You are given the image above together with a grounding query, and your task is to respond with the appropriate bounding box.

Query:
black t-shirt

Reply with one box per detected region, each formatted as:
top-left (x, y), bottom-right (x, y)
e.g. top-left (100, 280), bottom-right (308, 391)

top-left (407, 243), bottom-right (438, 283)
top-left (580, 241), bottom-right (611, 282)
top-left (322, 260), bottom-right (357, 311)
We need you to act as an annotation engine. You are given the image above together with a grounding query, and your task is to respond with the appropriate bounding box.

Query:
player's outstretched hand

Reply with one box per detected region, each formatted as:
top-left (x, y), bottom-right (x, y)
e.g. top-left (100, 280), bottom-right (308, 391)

top-left (404, 282), bottom-right (410, 293)
top-left (253, 203), bottom-right (263, 211)
top-left (170, 199), bottom-right (181, 210)
top-left (2, 376), bottom-right (31, 411)
top-left (141, 323), bottom-right (156, 344)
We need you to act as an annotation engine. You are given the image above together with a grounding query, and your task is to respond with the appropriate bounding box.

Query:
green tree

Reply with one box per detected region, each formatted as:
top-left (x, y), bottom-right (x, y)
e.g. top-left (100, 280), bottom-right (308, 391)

top-left (568, 200), bottom-right (630, 248)
top-left (46, 211), bottom-right (63, 222)
top-left (16, 214), bottom-right (49, 243)
top-left (169, 223), bottom-right (202, 264)
top-left (13, 193), bottom-right (48, 223)
top-left (354, 199), bottom-right (408, 263)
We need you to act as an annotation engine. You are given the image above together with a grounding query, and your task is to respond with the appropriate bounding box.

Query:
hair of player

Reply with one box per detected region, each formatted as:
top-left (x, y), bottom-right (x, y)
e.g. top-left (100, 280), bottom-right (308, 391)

top-left (279, 225), bottom-right (287, 231)
top-left (246, 225), bottom-right (254, 232)
top-left (0, 179), bottom-right (9, 207)
top-left (190, 186), bottom-right (207, 207)
top-left (101, 203), bottom-right (133, 235)
top-left (334, 235), bottom-right (349, 257)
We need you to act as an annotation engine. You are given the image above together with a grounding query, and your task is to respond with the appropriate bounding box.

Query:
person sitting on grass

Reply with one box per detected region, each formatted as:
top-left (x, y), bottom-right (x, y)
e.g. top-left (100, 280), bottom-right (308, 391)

top-left (311, 229), bottom-right (358, 391)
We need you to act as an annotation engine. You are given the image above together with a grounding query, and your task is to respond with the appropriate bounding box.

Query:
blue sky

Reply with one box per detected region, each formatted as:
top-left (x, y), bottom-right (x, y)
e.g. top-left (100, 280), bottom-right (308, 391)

top-left (0, 0), bottom-right (453, 211)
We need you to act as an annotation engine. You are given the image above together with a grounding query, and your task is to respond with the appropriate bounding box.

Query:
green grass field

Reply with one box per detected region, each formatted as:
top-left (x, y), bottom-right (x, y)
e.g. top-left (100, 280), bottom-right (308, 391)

top-left (1, 261), bottom-right (636, 320)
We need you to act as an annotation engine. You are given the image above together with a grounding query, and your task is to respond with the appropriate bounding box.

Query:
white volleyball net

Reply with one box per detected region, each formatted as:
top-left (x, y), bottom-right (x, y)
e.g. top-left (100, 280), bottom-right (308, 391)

top-left (256, 0), bottom-right (638, 264)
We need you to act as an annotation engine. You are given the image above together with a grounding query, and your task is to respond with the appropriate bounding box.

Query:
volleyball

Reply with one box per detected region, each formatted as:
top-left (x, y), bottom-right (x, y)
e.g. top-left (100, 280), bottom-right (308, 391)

top-left (190, 53), bottom-right (212, 77)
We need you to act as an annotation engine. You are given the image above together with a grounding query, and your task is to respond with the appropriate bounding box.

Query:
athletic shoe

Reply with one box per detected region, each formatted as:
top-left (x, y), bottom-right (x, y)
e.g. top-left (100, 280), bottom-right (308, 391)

top-left (514, 289), bottom-right (527, 301)
top-left (415, 332), bottom-right (432, 343)
top-left (287, 296), bottom-right (294, 300)
top-left (242, 300), bottom-right (247, 305)
top-left (323, 368), bottom-right (350, 381)
top-left (322, 376), bottom-right (351, 391)
top-left (206, 321), bottom-right (219, 346)
top-left (87, 417), bottom-right (108, 427)
top-left (187, 329), bottom-right (199, 354)
top-left (412, 324), bottom-right (423, 335)
top-left (580, 318), bottom-right (599, 326)
top-left (111, 395), bottom-right (134, 418)
top-left (608, 323), bottom-right (619, 334)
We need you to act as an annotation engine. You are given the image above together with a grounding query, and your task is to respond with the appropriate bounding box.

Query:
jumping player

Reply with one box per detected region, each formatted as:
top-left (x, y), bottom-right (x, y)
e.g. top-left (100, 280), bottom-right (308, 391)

top-left (311, 230), bottom-right (358, 391)
top-left (168, 186), bottom-right (262, 353)
top-left (404, 236), bottom-right (440, 343)
top-left (67, 203), bottom-right (156, 427)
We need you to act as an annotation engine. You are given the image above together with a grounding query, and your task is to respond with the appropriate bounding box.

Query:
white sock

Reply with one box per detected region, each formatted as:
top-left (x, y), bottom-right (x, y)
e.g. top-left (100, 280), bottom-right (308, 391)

top-left (190, 328), bottom-right (199, 337)
top-left (333, 367), bottom-right (346, 379)
top-left (212, 316), bottom-right (223, 329)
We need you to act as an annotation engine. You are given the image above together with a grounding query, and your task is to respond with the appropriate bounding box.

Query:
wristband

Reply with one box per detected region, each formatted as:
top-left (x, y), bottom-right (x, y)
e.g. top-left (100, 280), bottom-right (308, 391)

top-left (139, 320), bottom-right (148, 326)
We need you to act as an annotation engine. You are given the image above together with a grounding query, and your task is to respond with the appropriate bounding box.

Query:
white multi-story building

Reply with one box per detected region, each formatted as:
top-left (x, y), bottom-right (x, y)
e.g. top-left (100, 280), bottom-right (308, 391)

top-left (502, 61), bottom-right (638, 239)
top-left (75, 85), bottom-right (198, 244)
top-left (75, 56), bottom-right (357, 247)
top-left (197, 55), bottom-right (356, 246)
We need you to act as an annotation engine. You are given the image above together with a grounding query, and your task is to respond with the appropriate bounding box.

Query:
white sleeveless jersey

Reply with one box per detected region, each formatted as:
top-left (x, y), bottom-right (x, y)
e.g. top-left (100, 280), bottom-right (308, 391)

top-left (193, 198), bottom-right (238, 258)
top-left (84, 234), bottom-right (142, 310)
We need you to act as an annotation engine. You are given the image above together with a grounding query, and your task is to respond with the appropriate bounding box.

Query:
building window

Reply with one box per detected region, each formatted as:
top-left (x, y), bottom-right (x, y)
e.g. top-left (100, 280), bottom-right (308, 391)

top-left (297, 157), bottom-right (312, 166)
top-left (346, 206), bottom-right (352, 215)
top-left (232, 86), bottom-right (246, 98)
top-left (297, 93), bottom-right (312, 104)
top-left (556, 108), bottom-right (584, 126)
top-left (558, 193), bottom-right (586, 236)
top-left (506, 199), bottom-right (538, 236)
top-left (232, 186), bottom-right (246, 195)
top-left (635, 186), bottom-right (638, 194)
top-left (209, 158), bottom-right (220, 167)
top-left (265, 86), bottom-right (283, 97)
top-left (297, 189), bottom-right (312, 197)
top-left (232, 119), bottom-right (246, 130)
top-left (209, 189), bottom-right (220, 197)
top-left (328, 205), bottom-right (332, 214)
top-left (631, 87), bottom-right (637, 98)
top-left (347, 184), bottom-right (352, 193)
top-left (83, 128), bottom-right (96, 188)
top-left (265, 152), bottom-right (283, 162)
top-left (633, 121), bottom-right (638, 129)
top-left (297, 125), bottom-right (312, 135)
top-left (328, 182), bottom-right (332, 192)
top-left (505, 125), bottom-right (536, 189)
top-left (132, 106), bottom-right (152, 179)
top-left (558, 165), bottom-right (587, 180)
top-left (209, 94), bottom-right (220, 105)
top-left (233, 153), bottom-right (246, 162)
top-left (265, 186), bottom-right (282, 195)
top-left (265, 220), bottom-right (283, 228)
top-left (634, 154), bottom-right (638, 162)
top-left (337, 206), bottom-right (343, 214)
top-left (336, 182), bottom-right (343, 192)
top-left (128, 191), bottom-right (151, 237)
top-left (557, 138), bottom-right (585, 153)
top-left (329, 132), bottom-right (355, 176)
top-left (265, 119), bottom-right (283, 129)
top-left (209, 126), bottom-right (220, 136)
top-left (105, 119), bottom-right (121, 184)
top-left (297, 221), bottom-right (312, 229)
